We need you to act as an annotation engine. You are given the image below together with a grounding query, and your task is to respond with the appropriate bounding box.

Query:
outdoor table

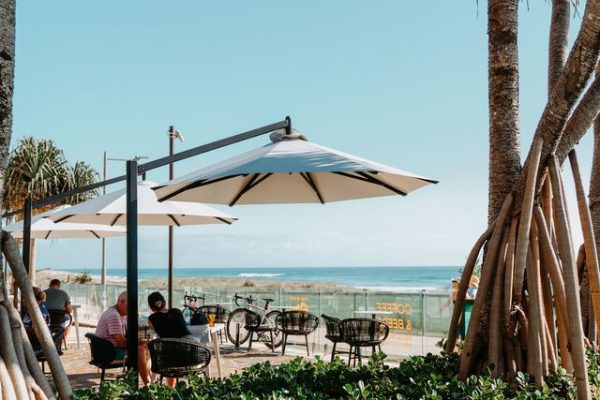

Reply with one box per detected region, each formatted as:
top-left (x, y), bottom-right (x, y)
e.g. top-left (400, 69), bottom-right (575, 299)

top-left (72, 304), bottom-right (81, 349)
top-left (188, 323), bottom-right (225, 379)
top-left (209, 323), bottom-right (224, 379)
top-left (354, 310), bottom-right (394, 320)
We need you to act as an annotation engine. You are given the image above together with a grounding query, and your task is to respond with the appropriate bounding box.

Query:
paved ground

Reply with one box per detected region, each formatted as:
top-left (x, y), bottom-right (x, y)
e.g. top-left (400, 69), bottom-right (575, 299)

top-left (54, 326), bottom-right (411, 390)
top-left (60, 327), bottom-right (319, 390)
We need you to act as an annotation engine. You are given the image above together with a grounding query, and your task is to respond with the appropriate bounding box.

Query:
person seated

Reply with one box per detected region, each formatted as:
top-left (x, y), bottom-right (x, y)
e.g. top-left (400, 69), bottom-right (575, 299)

top-left (95, 291), bottom-right (151, 385)
top-left (147, 291), bottom-right (196, 387)
top-left (23, 287), bottom-right (65, 354)
top-left (44, 279), bottom-right (73, 338)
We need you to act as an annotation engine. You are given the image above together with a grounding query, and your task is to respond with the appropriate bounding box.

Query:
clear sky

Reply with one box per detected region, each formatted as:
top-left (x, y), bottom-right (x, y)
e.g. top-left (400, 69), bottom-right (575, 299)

top-left (10, 1), bottom-right (593, 270)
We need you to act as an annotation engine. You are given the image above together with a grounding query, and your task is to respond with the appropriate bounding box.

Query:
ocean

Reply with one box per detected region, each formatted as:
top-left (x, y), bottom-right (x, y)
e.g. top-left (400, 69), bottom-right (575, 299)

top-left (52, 266), bottom-right (459, 292)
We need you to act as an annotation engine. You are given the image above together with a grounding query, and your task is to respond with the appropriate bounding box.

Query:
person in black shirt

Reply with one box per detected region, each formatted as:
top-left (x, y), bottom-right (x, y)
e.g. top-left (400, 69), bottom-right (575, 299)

top-left (147, 292), bottom-right (195, 387)
top-left (147, 292), bottom-right (192, 339)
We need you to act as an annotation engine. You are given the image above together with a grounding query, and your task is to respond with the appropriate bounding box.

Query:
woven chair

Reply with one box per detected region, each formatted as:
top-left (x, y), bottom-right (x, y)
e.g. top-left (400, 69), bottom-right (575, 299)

top-left (244, 308), bottom-right (276, 352)
top-left (27, 325), bottom-right (66, 374)
top-left (338, 318), bottom-right (389, 367)
top-left (148, 338), bottom-right (211, 383)
top-left (275, 311), bottom-right (319, 356)
top-left (321, 314), bottom-right (349, 362)
top-left (48, 310), bottom-right (72, 350)
top-left (196, 305), bottom-right (230, 342)
top-left (84, 333), bottom-right (126, 382)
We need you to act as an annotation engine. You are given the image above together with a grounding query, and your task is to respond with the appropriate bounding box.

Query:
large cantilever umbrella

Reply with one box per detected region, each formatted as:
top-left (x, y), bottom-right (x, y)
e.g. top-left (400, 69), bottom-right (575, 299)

top-left (48, 180), bottom-right (237, 225)
top-left (153, 132), bottom-right (438, 205)
top-left (4, 205), bottom-right (126, 239)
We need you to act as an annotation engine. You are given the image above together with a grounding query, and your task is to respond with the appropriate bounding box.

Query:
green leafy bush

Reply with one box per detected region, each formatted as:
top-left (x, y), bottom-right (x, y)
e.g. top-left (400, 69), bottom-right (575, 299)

top-left (73, 351), bottom-right (593, 400)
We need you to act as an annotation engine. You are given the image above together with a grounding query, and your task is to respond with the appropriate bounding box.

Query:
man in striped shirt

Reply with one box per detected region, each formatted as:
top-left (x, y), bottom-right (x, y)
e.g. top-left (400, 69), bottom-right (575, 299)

top-left (95, 291), bottom-right (151, 384)
top-left (96, 291), bottom-right (127, 355)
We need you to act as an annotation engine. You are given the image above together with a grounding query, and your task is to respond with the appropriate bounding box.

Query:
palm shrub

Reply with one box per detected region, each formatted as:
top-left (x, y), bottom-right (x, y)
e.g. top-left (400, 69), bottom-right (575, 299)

top-left (72, 351), bottom-right (595, 400)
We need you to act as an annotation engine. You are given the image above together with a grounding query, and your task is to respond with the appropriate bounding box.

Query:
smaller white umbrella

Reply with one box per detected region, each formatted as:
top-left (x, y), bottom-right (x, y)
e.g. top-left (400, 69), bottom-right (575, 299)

top-left (47, 180), bottom-right (237, 226)
top-left (4, 205), bottom-right (126, 239)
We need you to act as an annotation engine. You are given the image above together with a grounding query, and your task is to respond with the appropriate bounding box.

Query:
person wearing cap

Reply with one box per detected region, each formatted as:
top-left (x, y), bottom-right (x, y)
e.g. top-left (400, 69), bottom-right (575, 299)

top-left (467, 276), bottom-right (479, 299)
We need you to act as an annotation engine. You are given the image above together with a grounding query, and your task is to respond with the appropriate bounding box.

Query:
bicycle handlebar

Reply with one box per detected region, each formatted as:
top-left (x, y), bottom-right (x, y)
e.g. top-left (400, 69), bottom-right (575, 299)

top-left (233, 293), bottom-right (255, 307)
top-left (184, 294), bottom-right (205, 302)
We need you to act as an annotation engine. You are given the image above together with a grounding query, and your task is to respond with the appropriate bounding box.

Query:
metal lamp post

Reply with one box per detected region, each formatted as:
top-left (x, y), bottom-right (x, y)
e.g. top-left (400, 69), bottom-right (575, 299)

top-left (167, 126), bottom-right (184, 308)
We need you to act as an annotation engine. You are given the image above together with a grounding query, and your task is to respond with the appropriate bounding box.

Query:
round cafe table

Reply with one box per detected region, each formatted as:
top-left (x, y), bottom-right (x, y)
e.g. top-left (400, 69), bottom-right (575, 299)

top-left (187, 322), bottom-right (225, 379)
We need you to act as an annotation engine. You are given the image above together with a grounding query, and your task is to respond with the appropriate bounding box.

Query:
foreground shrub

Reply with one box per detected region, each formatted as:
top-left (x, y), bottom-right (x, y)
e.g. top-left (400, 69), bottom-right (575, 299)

top-left (73, 351), bottom-right (598, 399)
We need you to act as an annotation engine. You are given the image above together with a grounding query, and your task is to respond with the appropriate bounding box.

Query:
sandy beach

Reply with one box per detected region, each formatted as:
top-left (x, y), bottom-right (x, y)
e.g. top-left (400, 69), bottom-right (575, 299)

top-left (33, 269), bottom-right (357, 292)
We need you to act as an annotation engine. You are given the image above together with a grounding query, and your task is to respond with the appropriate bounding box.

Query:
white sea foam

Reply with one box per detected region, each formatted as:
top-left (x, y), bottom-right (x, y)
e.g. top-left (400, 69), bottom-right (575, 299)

top-left (238, 273), bottom-right (285, 278)
top-left (357, 285), bottom-right (450, 294)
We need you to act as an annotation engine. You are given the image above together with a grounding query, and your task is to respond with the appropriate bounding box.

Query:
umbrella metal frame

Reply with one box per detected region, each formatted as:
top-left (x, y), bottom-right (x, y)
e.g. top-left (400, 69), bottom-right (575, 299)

top-left (4, 117), bottom-right (292, 386)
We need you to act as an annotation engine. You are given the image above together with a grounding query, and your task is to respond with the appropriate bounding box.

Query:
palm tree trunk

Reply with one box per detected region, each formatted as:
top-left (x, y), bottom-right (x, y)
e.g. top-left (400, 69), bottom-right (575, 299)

top-left (0, 0), bottom-right (15, 181)
top-left (487, 0), bottom-right (521, 224)
top-left (1, 233), bottom-right (71, 399)
top-left (555, 70), bottom-right (600, 164)
top-left (518, 0), bottom-right (600, 202)
top-left (549, 158), bottom-right (590, 399)
top-left (548, 0), bottom-right (570, 90)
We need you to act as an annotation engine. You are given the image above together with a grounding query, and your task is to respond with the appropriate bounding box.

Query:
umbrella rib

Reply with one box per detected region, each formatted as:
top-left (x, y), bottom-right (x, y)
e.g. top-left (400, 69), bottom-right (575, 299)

top-left (215, 217), bottom-right (233, 225)
top-left (228, 173), bottom-right (261, 207)
top-left (168, 215), bottom-right (181, 227)
top-left (333, 171), bottom-right (371, 183)
top-left (229, 173), bottom-right (273, 206)
top-left (52, 215), bottom-right (71, 223)
top-left (300, 173), bottom-right (325, 204)
top-left (44, 231), bottom-right (51, 240)
top-left (371, 171), bottom-right (439, 185)
top-left (110, 214), bottom-right (122, 226)
top-left (158, 174), bottom-right (245, 201)
top-left (356, 171), bottom-right (407, 196)
top-left (91, 231), bottom-right (100, 239)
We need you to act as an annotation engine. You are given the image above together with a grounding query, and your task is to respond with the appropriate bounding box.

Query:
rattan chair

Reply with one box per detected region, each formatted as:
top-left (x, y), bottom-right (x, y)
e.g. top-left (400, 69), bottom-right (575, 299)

top-left (26, 325), bottom-right (66, 374)
top-left (244, 308), bottom-right (277, 352)
top-left (321, 314), bottom-right (349, 362)
top-left (275, 311), bottom-right (319, 356)
top-left (84, 333), bottom-right (126, 382)
top-left (48, 310), bottom-right (72, 350)
top-left (338, 318), bottom-right (389, 367)
top-left (148, 338), bottom-right (211, 383)
top-left (196, 305), bottom-right (230, 342)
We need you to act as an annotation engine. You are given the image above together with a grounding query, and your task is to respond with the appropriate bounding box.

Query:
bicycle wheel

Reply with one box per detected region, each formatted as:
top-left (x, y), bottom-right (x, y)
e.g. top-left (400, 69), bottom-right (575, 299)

top-left (227, 308), bottom-right (250, 346)
top-left (264, 310), bottom-right (283, 349)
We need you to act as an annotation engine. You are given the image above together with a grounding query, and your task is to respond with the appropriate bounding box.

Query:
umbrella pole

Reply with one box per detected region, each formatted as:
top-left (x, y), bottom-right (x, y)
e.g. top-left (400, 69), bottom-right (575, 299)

top-left (168, 128), bottom-right (175, 309)
top-left (22, 196), bottom-right (31, 279)
top-left (126, 160), bottom-right (139, 385)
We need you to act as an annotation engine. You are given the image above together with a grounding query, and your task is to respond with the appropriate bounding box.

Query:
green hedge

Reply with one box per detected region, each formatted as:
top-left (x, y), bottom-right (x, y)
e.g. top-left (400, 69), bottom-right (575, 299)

top-left (73, 351), bottom-right (600, 399)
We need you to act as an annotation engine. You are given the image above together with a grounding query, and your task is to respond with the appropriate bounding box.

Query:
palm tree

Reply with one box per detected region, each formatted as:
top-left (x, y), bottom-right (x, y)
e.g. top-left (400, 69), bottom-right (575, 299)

top-left (447, 1), bottom-right (600, 397)
top-left (65, 160), bottom-right (99, 204)
top-left (3, 137), bottom-right (99, 280)
top-left (3, 137), bottom-right (70, 215)
top-left (487, 0), bottom-right (521, 225)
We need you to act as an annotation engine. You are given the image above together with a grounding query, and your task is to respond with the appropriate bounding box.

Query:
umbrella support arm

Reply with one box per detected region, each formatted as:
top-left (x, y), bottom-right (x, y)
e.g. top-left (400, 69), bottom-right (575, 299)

top-left (3, 117), bottom-right (292, 218)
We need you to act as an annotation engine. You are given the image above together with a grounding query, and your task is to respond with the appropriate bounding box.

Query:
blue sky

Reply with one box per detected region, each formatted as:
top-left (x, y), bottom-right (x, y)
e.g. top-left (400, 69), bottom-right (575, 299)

top-left (11, 1), bottom-right (592, 270)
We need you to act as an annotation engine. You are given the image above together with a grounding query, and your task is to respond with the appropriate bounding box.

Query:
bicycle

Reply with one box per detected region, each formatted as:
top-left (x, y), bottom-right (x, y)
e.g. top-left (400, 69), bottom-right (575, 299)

top-left (226, 293), bottom-right (283, 349)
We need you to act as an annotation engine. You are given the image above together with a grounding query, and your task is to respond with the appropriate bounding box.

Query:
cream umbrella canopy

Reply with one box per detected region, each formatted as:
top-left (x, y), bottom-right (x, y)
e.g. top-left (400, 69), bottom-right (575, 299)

top-left (46, 180), bottom-right (237, 310)
top-left (153, 132), bottom-right (437, 205)
top-left (4, 205), bottom-right (126, 239)
top-left (48, 180), bottom-right (237, 225)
